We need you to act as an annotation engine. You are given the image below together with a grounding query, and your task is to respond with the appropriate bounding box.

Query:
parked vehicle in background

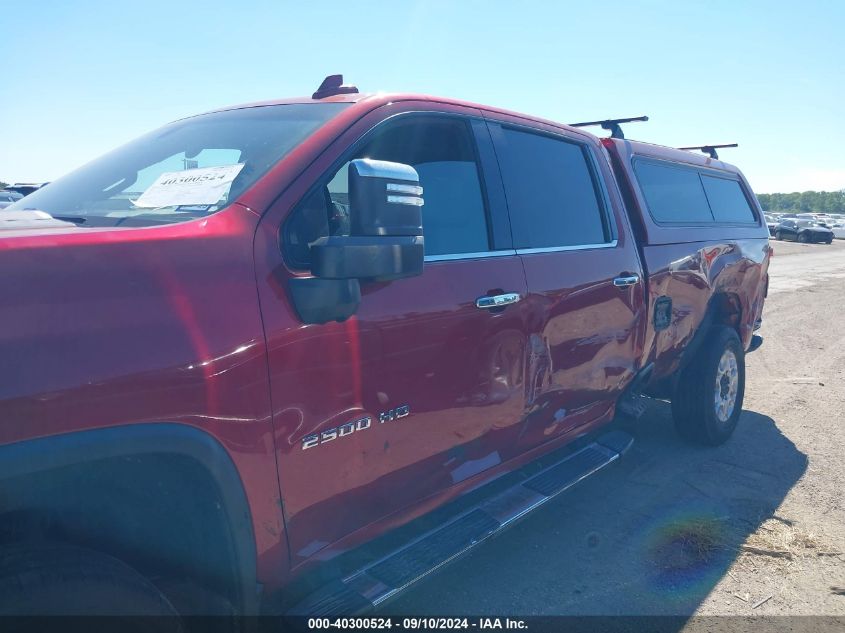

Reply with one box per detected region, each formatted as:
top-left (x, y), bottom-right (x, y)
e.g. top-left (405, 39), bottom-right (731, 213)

top-left (764, 214), bottom-right (779, 236)
top-left (3, 183), bottom-right (48, 197)
top-left (774, 218), bottom-right (834, 243)
top-left (0, 191), bottom-right (23, 209)
top-left (801, 213), bottom-right (835, 228)
top-left (0, 77), bottom-right (770, 617)
top-left (831, 221), bottom-right (845, 240)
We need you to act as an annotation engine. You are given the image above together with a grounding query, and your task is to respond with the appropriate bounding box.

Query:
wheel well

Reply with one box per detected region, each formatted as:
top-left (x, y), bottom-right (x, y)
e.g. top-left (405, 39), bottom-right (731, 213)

top-left (0, 454), bottom-right (239, 607)
top-left (647, 292), bottom-right (744, 399)
top-left (0, 425), bottom-right (257, 614)
top-left (710, 292), bottom-right (743, 336)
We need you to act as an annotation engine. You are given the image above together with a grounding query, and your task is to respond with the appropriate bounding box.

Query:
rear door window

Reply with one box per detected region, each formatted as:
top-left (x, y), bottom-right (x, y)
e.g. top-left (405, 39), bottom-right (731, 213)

top-left (494, 127), bottom-right (611, 249)
top-left (701, 175), bottom-right (756, 223)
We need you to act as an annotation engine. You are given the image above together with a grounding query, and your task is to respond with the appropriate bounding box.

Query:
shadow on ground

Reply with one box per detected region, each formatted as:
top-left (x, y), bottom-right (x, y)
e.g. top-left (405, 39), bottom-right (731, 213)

top-left (380, 401), bottom-right (808, 616)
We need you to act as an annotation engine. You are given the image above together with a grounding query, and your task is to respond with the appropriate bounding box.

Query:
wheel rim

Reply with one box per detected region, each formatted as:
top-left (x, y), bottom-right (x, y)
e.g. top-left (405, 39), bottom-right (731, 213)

top-left (714, 348), bottom-right (739, 423)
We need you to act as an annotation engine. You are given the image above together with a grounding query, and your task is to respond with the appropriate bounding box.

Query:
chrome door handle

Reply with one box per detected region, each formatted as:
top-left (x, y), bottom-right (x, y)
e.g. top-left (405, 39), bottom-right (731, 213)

top-left (476, 292), bottom-right (521, 309)
top-left (613, 274), bottom-right (640, 288)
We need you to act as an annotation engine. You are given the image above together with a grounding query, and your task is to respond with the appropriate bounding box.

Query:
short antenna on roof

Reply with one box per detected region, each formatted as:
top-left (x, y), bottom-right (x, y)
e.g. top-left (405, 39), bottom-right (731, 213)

top-left (569, 115), bottom-right (649, 139)
top-left (678, 143), bottom-right (739, 160)
top-left (312, 74), bottom-right (359, 100)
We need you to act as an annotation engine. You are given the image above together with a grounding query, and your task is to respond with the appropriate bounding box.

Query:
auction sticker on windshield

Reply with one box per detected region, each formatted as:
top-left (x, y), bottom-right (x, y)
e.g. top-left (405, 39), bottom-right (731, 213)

top-left (133, 163), bottom-right (245, 208)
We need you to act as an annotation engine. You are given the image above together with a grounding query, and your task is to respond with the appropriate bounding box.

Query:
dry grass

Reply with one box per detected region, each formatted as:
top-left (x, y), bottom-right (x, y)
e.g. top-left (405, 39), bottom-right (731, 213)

top-left (646, 514), bottom-right (841, 576)
top-left (737, 516), bottom-right (841, 573)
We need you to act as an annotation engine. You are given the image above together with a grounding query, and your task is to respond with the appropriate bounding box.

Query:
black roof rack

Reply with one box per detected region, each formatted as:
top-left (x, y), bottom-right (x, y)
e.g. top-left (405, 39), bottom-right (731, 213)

top-left (569, 115), bottom-right (649, 139)
top-left (678, 143), bottom-right (738, 160)
top-left (312, 74), bottom-right (359, 100)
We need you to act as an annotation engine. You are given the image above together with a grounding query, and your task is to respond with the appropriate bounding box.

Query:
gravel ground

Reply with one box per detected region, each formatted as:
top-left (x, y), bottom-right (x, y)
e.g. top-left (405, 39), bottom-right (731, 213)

top-left (383, 239), bottom-right (845, 617)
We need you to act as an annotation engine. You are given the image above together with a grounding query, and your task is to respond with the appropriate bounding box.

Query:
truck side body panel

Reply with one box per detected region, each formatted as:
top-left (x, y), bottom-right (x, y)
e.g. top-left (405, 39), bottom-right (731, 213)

top-left (602, 138), bottom-right (770, 381)
top-left (0, 205), bottom-right (286, 586)
top-left (639, 239), bottom-right (769, 380)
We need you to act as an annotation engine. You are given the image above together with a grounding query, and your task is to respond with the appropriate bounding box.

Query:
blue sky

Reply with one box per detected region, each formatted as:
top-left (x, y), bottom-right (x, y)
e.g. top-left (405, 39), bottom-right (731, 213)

top-left (1, 0), bottom-right (843, 193)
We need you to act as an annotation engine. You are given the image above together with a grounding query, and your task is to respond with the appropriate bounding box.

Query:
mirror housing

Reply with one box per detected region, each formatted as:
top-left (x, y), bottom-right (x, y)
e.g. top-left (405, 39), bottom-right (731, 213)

top-left (311, 235), bottom-right (424, 281)
top-left (290, 159), bottom-right (425, 324)
top-left (310, 159), bottom-right (424, 282)
top-left (348, 159), bottom-right (424, 237)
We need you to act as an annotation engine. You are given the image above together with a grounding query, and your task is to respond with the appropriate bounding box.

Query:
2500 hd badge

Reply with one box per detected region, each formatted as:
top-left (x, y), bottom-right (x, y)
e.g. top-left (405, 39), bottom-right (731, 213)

top-left (302, 405), bottom-right (410, 450)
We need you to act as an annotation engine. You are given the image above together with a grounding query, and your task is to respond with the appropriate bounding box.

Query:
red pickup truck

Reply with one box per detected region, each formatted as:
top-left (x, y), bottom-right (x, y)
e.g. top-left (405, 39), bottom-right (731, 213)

top-left (0, 76), bottom-right (769, 616)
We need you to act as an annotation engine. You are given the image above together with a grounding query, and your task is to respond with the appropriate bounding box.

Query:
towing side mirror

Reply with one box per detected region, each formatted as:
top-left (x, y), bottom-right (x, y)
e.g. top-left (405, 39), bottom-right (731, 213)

top-left (310, 159), bottom-right (424, 280)
top-left (289, 159), bottom-right (426, 324)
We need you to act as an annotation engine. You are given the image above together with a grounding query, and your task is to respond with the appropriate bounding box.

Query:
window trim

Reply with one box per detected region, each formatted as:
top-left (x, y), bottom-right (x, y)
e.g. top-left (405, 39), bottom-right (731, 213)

top-left (424, 239), bottom-right (621, 260)
top-left (490, 121), bottom-right (617, 249)
top-left (282, 111), bottom-right (500, 270)
top-left (632, 156), bottom-right (761, 228)
top-left (584, 145), bottom-right (619, 241)
top-left (515, 240), bottom-right (618, 256)
top-left (425, 249), bottom-right (517, 263)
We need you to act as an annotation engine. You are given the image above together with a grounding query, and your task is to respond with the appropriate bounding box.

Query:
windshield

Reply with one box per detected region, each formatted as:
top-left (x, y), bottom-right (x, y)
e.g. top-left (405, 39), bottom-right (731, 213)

top-left (8, 103), bottom-right (349, 227)
top-left (797, 220), bottom-right (821, 227)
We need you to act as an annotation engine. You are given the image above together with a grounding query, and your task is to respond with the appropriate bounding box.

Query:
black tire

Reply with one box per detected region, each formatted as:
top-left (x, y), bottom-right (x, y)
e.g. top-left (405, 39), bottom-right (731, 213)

top-left (154, 577), bottom-right (236, 616)
top-left (0, 543), bottom-right (182, 625)
top-left (798, 232), bottom-right (808, 243)
top-left (671, 327), bottom-right (745, 445)
top-left (775, 231), bottom-right (783, 241)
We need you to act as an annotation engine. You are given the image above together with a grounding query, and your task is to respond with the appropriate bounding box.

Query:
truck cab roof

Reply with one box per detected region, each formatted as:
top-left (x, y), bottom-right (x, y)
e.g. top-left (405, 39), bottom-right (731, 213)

top-left (207, 88), bottom-right (745, 177)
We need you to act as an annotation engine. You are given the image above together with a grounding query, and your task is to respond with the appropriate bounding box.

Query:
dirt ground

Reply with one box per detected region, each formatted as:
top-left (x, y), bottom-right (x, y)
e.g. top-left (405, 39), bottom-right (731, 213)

top-left (385, 239), bottom-right (845, 617)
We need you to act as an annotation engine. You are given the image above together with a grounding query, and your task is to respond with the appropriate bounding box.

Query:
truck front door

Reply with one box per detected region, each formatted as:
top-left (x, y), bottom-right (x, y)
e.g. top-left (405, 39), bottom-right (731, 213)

top-left (255, 106), bottom-right (532, 567)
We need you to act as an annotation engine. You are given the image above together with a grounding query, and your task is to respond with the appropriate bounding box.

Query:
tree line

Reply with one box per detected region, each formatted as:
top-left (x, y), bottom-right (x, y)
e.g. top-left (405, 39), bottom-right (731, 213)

top-left (757, 190), bottom-right (845, 214)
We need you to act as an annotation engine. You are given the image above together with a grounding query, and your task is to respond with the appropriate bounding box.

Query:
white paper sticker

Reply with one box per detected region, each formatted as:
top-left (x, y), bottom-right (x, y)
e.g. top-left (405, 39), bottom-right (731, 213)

top-left (133, 164), bottom-right (245, 208)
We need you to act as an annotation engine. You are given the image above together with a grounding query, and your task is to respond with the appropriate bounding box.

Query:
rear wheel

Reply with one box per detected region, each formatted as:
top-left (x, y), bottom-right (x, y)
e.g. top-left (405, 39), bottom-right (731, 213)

top-left (775, 231), bottom-right (783, 240)
top-left (0, 543), bottom-right (182, 625)
top-left (672, 327), bottom-right (745, 445)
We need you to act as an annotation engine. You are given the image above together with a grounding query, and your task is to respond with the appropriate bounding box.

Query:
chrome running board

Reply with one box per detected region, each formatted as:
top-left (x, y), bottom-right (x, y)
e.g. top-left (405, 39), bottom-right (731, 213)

top-left (288, 430), bottom-right (633, 615)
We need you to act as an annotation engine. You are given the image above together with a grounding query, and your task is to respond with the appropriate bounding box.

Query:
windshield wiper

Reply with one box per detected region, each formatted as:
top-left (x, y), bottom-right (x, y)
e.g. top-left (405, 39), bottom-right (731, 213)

top-left (14, 207), bottom-right (86, 225)
top-left (52, 215), bottom-right (88, 225)
top-left (0, 209), bottom-right (79, 229)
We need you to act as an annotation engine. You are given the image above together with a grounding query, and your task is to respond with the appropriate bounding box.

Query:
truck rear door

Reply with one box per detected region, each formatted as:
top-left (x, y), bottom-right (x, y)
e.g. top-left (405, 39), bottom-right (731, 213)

top-left (486, 117), bottom-right (647, 447)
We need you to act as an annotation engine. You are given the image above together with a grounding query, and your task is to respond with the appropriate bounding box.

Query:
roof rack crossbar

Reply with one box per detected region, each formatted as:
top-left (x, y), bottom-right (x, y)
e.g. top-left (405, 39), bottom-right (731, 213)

top-left (569, 115), bottom-right (649, 139)
top-left (678, 143), bottom-right (738, 160)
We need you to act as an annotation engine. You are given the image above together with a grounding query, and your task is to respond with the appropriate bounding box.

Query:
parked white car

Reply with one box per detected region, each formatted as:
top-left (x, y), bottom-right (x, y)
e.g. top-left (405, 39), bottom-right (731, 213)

top-left (0, 191), bottom-right (23, 209)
